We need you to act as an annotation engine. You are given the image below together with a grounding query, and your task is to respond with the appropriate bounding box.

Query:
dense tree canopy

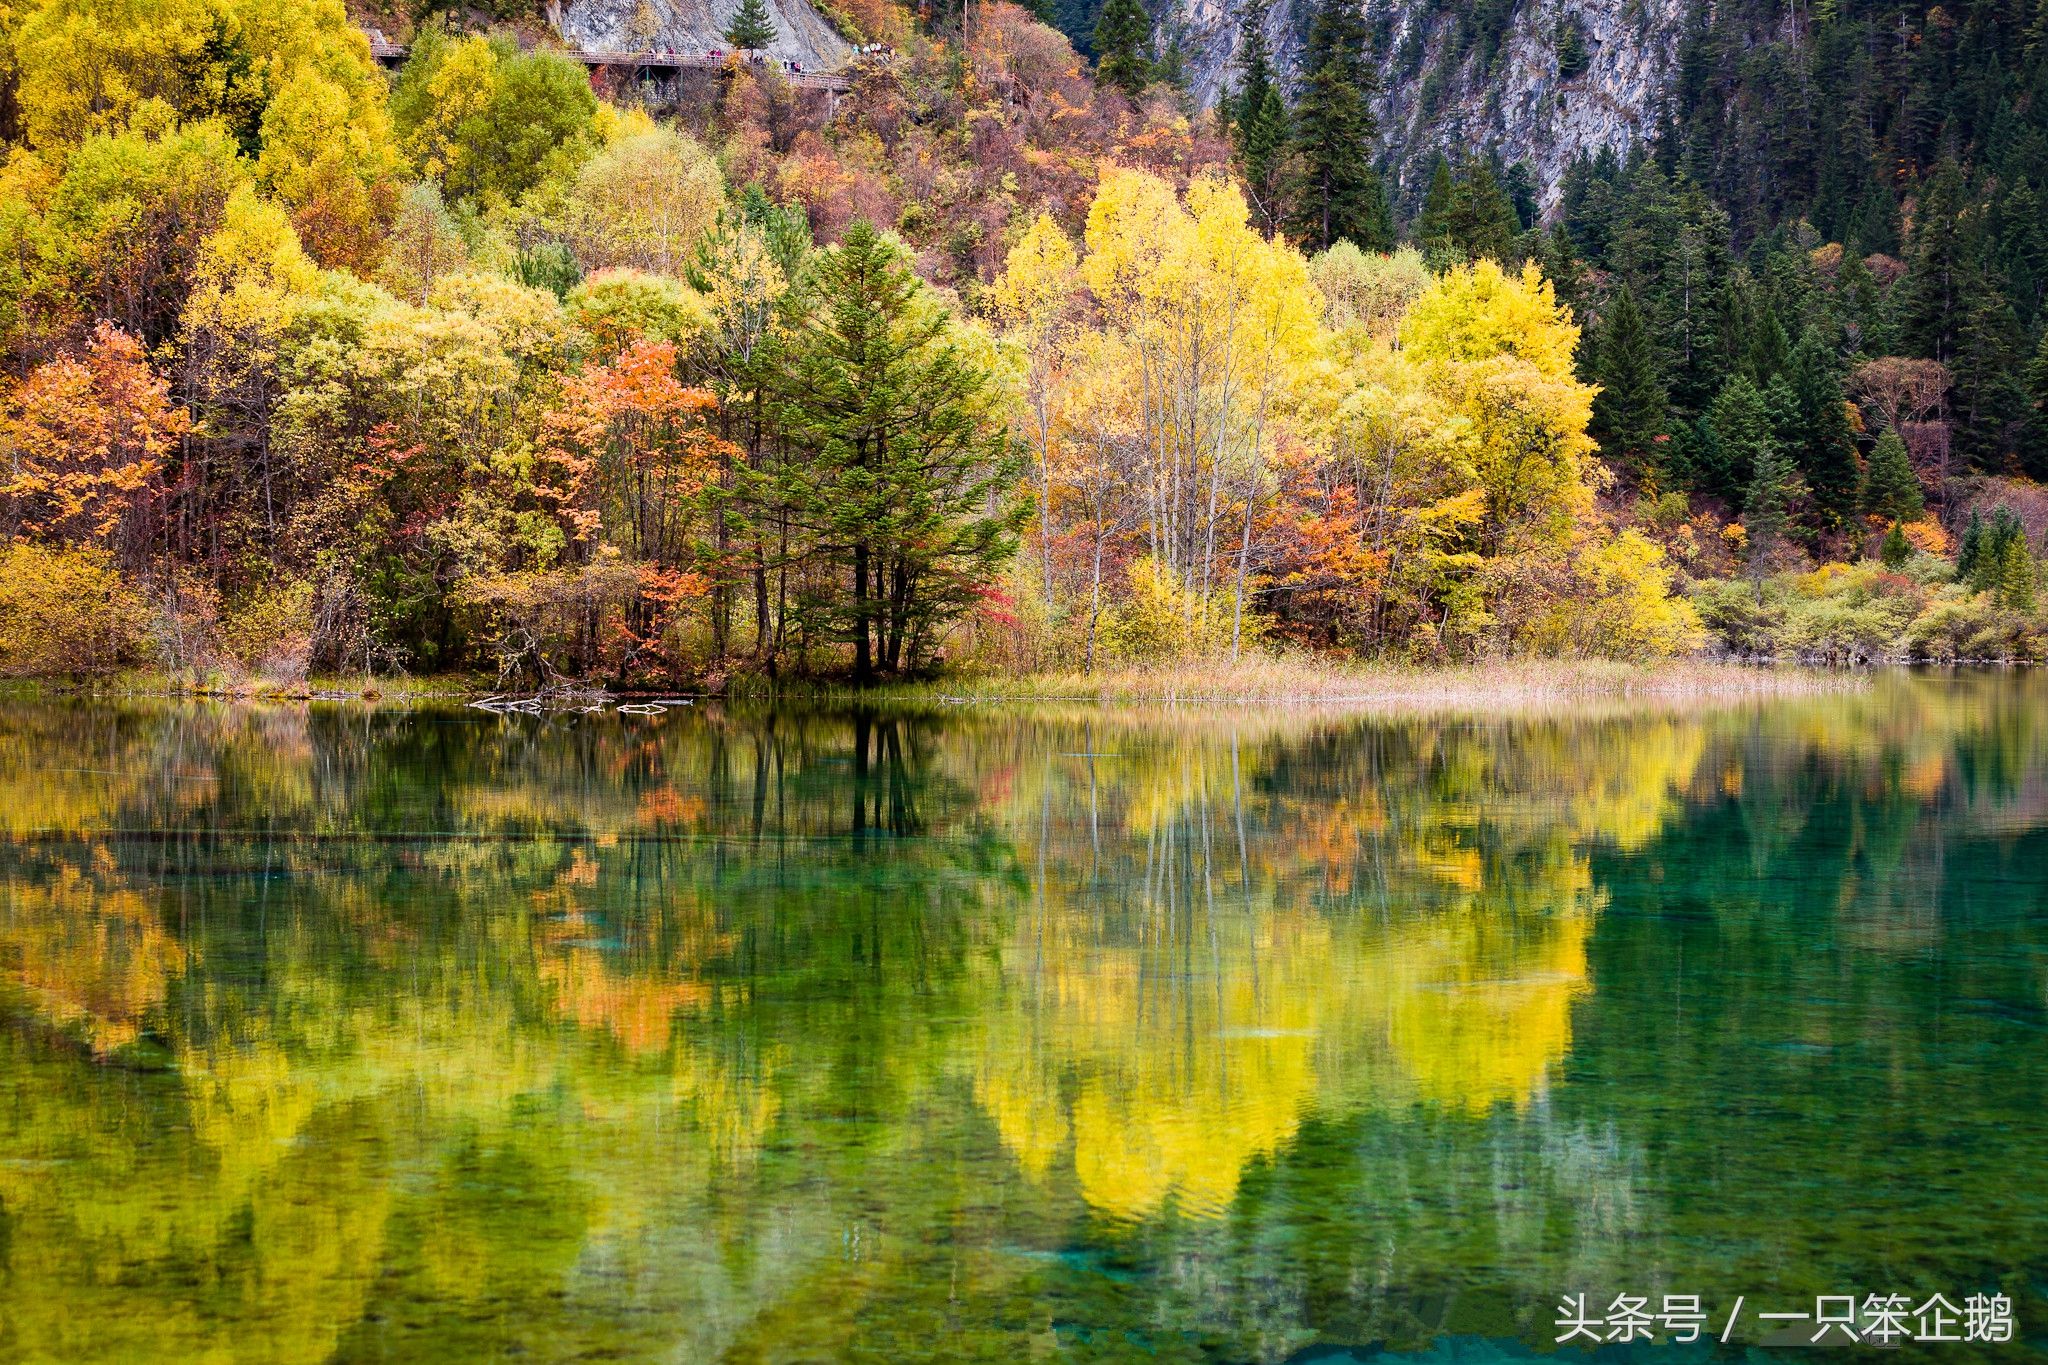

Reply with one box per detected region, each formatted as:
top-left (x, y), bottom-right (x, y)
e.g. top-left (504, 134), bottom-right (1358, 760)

top-left (1, 0), bottom-right (2046, 679)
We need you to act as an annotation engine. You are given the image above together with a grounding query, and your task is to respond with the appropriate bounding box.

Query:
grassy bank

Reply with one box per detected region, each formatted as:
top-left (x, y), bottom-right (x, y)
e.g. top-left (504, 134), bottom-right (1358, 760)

top-left (0, 671), bottom-right (489, 702)
top-left (3, 656), bottom-right (1867, 712)
top-left (887, 656), bottom-right (1864, 710)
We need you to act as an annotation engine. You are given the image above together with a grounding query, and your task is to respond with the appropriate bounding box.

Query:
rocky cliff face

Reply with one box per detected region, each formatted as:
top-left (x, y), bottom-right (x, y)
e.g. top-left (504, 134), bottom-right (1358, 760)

top-left (551, 0), bottom-right (852, 66)
top-left (1174, 0), bottom-right (1690, 212)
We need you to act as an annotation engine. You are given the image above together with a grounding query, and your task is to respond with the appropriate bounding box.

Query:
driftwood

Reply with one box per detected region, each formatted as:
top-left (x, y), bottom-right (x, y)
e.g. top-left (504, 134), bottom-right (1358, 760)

top-left (468, 683), bottom-right (694, 717)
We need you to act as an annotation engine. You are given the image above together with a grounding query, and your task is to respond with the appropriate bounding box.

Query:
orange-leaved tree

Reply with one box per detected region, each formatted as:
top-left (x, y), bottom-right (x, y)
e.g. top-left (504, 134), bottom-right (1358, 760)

top-left (535, 338), bottom-right (733, 675)
top-left (1, 322), bottom-right (189, 569)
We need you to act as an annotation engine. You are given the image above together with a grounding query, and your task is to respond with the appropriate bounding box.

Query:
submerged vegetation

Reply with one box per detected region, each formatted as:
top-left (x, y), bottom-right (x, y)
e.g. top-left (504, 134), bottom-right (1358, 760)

top-left (1, 0), bottom-right (2047, 688)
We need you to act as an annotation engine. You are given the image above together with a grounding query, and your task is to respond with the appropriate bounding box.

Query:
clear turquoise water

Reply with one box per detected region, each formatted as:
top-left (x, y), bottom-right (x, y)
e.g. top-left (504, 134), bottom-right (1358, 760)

top-left (0, 674), bottom-right (2042, 1361)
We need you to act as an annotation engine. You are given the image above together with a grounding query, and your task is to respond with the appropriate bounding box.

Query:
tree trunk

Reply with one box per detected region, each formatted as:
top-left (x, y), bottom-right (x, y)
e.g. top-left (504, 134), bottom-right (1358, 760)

top-left (853, 539), bottom-right (872, 682)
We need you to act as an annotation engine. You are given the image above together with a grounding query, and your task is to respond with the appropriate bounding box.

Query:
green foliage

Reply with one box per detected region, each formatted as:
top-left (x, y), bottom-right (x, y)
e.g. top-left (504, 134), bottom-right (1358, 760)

top-left (2029, 331), bottom-right (2048, 479)
top-left (1091, 0), bottom-right (1150, 96)
top-left (1693, 563), bottom-right (1926, 663)
top-left (1224, 0), bottom-right (1287, 232)
top-left (1780, 328), bottom-right (1859, 531)
top-left (1696, 375), bottom-right (1773, 506)
top-left (1862, 429), bottom-right (1922, 521)
top-left (1284, 0), bottom-right (1391, 252)
top-left (1414, 157), bottom-right (1520, 267)
top-left (390, 30), bottom-right (597, 208)
top-left (725, 0), bottom-right (778, 51)
top-left (1742, 413), bottom-right (1796, 574)
top-left (771, 221), bottom-right (1026, 678)
top-left (1554, 16), bottom-right (1589, 80)
top-left (1879, 520), bottom-right (1911, 569)
top-left (1961, 507), bottom-right (2036, 610)
top-left (1589, 283), bottom-right (1667, 480)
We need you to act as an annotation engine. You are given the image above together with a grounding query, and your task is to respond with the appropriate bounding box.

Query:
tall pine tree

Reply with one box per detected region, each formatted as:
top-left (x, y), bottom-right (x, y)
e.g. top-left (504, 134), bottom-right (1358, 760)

top-left (1862, 428), bottom-right (1924, 522)
top-left (1950, 287), bottom-right (2028, 471)
top-left (2025, 330), bottom-right (2048, 478)
top-left (1590, 284), bottom-right (1669, 481)
top-left (1783, 329), bottom-right (1861, 532)
top-left (1284, 0), bottom-right (1391, 252)
top-left (724, 0), bottom-right (777, 50)
top-left (1744, 427), bottom-right (1797, 579)
top-left (1093, 0), bottom-right (1152, 96)
top-left (772, 222), bottom-right (1025, 680)
top-left (1225, 0), bottom-right (1288, 232)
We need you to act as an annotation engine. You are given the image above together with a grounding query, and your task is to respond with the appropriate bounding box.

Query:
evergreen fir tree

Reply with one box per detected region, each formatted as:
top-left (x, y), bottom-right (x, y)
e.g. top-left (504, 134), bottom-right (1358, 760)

top-left (1784, 329), bottom-right (1862, 531)
top-left (1702, 374), bottom-right (1777, 506)
top-left (1992, 521), bottom-right (2037, 611)
top-left (1966, 508), bottom-right (2036, 609)
top-left (2025, 330), bottom-right (2048, 479)
top-left (724, 0), bottom-right (777, 50)
top-left (1503, 161), bottom-right (1539, 231)
top-left (1994, 180), bottom-right (2047, 329)
top-left (1093, 0), bottom-right (1152, 96)
top-left (1554, 16), bottom-right (1589, 80)
top-left (1950, 287), bottom-right (2028, 471)
top-left (1447, 161), bottom-right (1520, 263)
top-left (1590, 284), bottom-right (1669, 479)
top-left (1744, 430), bottom-right (1797, 579)
top-left (1862, 428), bottom-right (1923, 522)
top-left (771, 221), bottom-right (1026, 680)
top-left (1900, 160), bottom-right (1972, 363)
top-left (1747, 307), bottom-right (1792, 384)
top-left (1284, 0), bottom-right (1391, 251)
top-left (1880, 520), bottom-right (1912, 569)
top-left (1226, 0), bottom-right (1288, 231)
top-left (1832, 249), bottom-right (1888, 357)
top-left (1414, 158), bottom-right (1456, 259)
top-left (1954, 511), bottom-right (1987, 584)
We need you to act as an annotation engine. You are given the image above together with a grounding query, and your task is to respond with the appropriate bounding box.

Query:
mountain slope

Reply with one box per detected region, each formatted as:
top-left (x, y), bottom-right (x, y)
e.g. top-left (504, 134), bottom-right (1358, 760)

top-left (549, 0), bottom-right (853, 65)
top-left (1177, 0), bottom-right (1688, 207)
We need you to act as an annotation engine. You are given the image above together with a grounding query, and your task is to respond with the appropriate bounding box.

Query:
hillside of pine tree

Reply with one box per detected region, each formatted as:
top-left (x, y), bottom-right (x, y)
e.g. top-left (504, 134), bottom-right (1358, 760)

top-left (1, 0), bottom-right (2046, 685)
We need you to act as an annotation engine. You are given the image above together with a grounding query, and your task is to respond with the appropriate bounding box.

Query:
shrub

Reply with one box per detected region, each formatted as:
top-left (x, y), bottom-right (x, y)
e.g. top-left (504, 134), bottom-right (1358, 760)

top-left (219, 580), bottom-right (316, 680)
top-left (1096, 557), bottom-right (1240, 664)
top-left (0, 543), bottom-right (148, 676)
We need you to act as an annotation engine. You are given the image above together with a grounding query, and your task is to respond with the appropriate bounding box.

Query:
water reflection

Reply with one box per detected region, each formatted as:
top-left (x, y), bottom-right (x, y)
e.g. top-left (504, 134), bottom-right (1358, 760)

top-left (0, 676), bottom-right (2044, 1360)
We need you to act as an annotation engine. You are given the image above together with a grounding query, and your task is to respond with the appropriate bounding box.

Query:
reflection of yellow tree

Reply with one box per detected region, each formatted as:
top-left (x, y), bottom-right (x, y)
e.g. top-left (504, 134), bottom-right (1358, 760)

top-left (3, 683), bottom-right (2046, 1354)
top-left (972, 712), bottom-right (1705, 1221)
top-left (0, 860), bottom-right (186, 1054)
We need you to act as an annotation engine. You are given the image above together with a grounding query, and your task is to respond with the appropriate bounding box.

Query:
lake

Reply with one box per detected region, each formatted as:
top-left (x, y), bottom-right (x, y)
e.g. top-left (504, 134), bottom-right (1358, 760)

top-left (0, 674), bottom-right (2042, 1361)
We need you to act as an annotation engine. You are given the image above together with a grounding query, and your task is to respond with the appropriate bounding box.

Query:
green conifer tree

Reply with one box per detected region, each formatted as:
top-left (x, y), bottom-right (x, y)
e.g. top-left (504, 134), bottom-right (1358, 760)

top-left (1745, 432), bottom-right (1797, 580)
top-left (1880, 520), bottom-right (1912, 569)
top-left (724, 0), bottom-right (777, 50)
top-left (771, 221), bottom-right (1026, 681)
top-left (1226, 0), bottom-right (1288, 231)
top-left (1968, 508), bottom-right (2036, 609)
top-left (1955, 510), bottom-right (1987, 583)
top-left (1951, 287), bottom-right (2028, 471)
top-left (2025, 330), bottom-right (2048, 479)
top-left (1784, 329), bottom-right (1862, 531)
top-left (1590, 283), bottom-right (1669, 479)
top-left (1702, 374), bottom-right (1776, 506)
top-left (1093, 0), bottom-right (1152, 96)
top-left (1900, 159), bottom-right (1971, 363)
top-left (1446, 160), bottom-right (1520, 263)
top-left (1554, 16), bottom-right (1589, 79)
top-left (1414, 158), bottom-right (1456, 260)
top-left (1284, 0), bottom-right (1391, 251)
top-left (1862, 428), bottom-right (1923, 522)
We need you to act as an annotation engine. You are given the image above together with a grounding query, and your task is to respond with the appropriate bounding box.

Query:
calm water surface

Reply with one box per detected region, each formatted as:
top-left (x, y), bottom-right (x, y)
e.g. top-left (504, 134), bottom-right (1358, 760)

top-left (0, 674), bottom-right (2043, 1362)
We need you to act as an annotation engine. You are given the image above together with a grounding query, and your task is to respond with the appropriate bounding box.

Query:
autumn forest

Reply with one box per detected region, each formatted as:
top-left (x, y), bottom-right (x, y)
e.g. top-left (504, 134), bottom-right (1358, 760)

top-left (4, 0), bottom-right (2048, 683)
